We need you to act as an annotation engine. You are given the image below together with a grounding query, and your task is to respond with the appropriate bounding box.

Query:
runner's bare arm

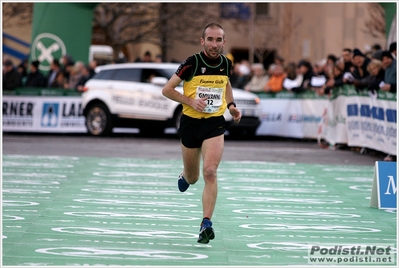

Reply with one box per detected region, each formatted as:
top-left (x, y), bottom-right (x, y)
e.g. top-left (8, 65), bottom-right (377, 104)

top-left (225, 81), bottom-right (241, 123)
top-left (162, 74), bottom-right (207, 112)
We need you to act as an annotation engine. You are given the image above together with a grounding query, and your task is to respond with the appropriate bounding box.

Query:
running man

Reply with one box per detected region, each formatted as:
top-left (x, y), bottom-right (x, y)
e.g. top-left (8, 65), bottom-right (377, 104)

top-left (162, 22), bottom-right (241, 244)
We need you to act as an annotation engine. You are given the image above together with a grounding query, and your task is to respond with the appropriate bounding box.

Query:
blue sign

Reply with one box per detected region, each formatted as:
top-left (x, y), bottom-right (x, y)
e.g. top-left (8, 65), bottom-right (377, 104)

top-left (373, 161), bottom-right (397, 209)
top-left (220, 3), bottom-right (251, 20)
top-left (41, 103), bottom-right (59, 127)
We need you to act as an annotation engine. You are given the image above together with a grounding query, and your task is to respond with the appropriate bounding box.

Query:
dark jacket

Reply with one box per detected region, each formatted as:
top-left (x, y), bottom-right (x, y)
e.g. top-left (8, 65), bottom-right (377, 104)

top-left (292, 69), bottom-right (315, 93)
top-left (25, 71), bottom-right (46, 87)
top-left (352, 57), bottom-right (371, 80)
top-left (353, 69), bottom-right (385, 93)
top-left (3, 68), bottom-right (22, 90)
top-left (324, 73), bottom-right (344, 94)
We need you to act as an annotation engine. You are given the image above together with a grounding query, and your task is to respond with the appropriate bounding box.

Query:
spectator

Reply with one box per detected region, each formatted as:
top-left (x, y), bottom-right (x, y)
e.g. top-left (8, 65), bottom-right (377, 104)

top-left (318, 61), bottom-right (344, 96)
top-left (135, 51), bottom-right (153, 62)
top-left (155, 54), bottom-right (163, 63)
top-left (3, 59), bottom-right (22, 90)
top-left (244, 63), bottom-right (269, 92)
top-left (230, 60), bottom-right (251, 89)
top-left (274, 55), bottom-right (284, 66)
top-left (371, 43), bottom-right (383, 60)
top-left (283, 61), bottom-right (303, 91)
top-left (67, 66), bottom-right (82, 89)
top-left (75, 61), bottom-right (85, 73)
top-left (292, 59), bottom-right (314, 93)
top-left (60, 54), bottom-right (74, 80)
top-left (380, 50), bottom-right (396, 93)
top-left (351, 48), bottom-right (371, 91)
top-left (46, 59), bottom-right (61, 87)
top-left (353, 59), bottom-right (384, 94)
top-left (17, 58), bottom-right (28, 81)
top-left (366, 59), bottom-right (385, 94)
top-left (313, 59), bottom-right (327, 77)
top-left (325, 54), bottom-right (337, 77)
top-left (389, 42), bottom-right (396, 59)
top-left (25, 60), bottom-right (45, 87)
top-left (50, 71), bottom-right (68, 88)
top-left (264, 63), bottom-right (285, 93)
top-left (76, 65), bottom-right (93, 92)
top-left (342, 48), bottom-right (354, 73)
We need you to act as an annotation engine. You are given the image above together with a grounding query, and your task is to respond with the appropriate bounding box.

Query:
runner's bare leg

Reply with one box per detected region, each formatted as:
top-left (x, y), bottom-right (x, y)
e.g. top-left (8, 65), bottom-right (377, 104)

top-left (200, 135), bottom-right (224, 219)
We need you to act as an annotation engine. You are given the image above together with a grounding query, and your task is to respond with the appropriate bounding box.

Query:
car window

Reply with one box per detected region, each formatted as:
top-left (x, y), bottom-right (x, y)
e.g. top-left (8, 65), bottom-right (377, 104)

top-left (112, 69), bottom-right (141, 82)
top-left (93, 70), bottom-right (115, 80)
top-left (141, 68), bottom-right (168, 83)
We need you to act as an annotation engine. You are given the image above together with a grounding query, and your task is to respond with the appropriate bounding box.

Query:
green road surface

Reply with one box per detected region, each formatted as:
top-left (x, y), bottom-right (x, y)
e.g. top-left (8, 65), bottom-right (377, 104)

top-left (2, 155), bottom-right (396, 267)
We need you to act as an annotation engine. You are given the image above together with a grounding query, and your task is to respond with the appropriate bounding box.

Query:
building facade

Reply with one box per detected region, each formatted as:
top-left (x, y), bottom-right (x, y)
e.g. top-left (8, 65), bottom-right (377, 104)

top-left (3, 2), bottom-right (392, 67)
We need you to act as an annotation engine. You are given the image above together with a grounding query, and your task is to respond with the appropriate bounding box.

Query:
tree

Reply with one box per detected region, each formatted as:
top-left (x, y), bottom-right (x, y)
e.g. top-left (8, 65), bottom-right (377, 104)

top-left (93, 3), bottom-right (221, 61)
top-left (2, 3), bottom-right (33, 27)
top-left (363, 3), bottom-right (386, 39)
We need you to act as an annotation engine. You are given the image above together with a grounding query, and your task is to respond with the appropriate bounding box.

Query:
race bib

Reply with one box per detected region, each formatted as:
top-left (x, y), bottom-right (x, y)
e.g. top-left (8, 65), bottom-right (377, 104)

top-left (195, 87), bottom-right (223, 113)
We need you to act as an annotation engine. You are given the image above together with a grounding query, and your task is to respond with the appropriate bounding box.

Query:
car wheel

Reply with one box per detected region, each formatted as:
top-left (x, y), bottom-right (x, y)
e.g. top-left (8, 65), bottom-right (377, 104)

top-left (85, 104), bottom-right (113, 136)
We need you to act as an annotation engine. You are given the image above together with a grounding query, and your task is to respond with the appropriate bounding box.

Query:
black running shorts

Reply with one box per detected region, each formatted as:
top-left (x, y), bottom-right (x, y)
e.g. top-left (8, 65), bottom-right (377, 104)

top-left (178, 114), bottom-right (226, 148)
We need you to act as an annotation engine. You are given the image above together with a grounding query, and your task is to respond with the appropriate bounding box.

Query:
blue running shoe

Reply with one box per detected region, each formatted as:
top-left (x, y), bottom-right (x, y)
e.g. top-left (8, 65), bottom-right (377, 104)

top-left (178, 173), bottom-right (189, 192)
top-left (197, 219), bottom-right (215, 244)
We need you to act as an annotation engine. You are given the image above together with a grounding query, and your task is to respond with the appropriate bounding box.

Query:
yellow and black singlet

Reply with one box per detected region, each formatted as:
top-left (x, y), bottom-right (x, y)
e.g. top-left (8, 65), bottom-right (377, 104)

top-left (175, 51), bottom-right (232, 119)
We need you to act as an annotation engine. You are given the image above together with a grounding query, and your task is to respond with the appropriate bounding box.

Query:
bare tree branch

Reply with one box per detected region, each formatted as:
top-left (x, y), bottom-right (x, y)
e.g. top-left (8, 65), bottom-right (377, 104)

top-left (2, 3), bottom-right (33, 27)
top-left (362, 3), bottom-right (386, 39)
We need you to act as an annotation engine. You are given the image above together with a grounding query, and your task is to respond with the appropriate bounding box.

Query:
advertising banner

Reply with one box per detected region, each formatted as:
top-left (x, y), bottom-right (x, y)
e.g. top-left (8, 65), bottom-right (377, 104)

top-left (30, 3), bottom-right (97, 74)
top-left (320, 86), bottom-right (397, 155)
top-left (3, 96), bottom-right (86, 133)
top-left (370, 161), bottom-right (397, 209)
top-left (322, 94), bottom-right (348, 145)
top-left (256, 92), bottom-right (329, 139)
top-left (346, 93), bottom-right (397, 156)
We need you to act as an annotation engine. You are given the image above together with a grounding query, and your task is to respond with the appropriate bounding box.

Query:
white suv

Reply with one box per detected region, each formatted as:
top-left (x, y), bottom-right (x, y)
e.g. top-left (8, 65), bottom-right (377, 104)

top-left (82, 62), bottom-right (261, 136)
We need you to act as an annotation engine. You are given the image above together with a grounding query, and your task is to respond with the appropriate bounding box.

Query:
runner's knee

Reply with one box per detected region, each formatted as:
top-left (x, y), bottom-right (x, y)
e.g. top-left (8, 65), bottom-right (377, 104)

top-left (203, 166), bottom-right (217, 183)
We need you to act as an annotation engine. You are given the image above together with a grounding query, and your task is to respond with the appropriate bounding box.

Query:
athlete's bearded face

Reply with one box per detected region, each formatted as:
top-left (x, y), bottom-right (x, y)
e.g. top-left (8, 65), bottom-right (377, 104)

top-left (201, 27), bottom-right (225, 60)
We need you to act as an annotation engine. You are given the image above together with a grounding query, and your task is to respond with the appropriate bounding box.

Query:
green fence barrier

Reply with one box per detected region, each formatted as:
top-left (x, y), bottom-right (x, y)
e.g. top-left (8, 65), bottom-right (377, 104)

top-left (253, 85), bottom-right (397, 101)
top-left (2, 88), bottom-right (82, 97)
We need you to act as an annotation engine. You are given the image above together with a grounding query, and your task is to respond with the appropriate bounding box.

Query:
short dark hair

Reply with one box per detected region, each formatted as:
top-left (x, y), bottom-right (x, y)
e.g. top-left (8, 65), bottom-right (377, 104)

top-left (343, 48), bottom-right (352, 53)
top-left (327, 54), bottom-right (337, 63)
top-left (389, 42), bottom-right (396, 53)
top-left (372, 43), bottom-right (382, 50)
top-left (202, 22), bottom-right (224, 39)
top-left (52, 59), bottom-right (60, 67)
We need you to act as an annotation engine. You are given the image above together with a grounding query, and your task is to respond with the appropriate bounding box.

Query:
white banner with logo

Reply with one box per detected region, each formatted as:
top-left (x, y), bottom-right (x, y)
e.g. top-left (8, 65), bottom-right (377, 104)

top-left (256, 98), bottom-right (328, 139)
top-left (320, 89), bottom-right (397, 156)
top-left (320, 95), bottom-right (348, 145)
top-left (3, 96), bottom-right (87, 133)
top-left (345, 95), bottom-right (397, 156)
top-left (3, 92), bottom-right (397, 156)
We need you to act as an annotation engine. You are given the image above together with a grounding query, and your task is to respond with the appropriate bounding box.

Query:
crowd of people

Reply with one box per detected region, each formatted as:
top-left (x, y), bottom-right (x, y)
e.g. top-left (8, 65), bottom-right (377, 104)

top-left (2, 50), bottom-right (167, 91)
top-left (231, 42), bottom-right (397, 96)
top-left (3, 55), bottom-right (97, 91)
top-left (3, 43), bottom-right (396, 95)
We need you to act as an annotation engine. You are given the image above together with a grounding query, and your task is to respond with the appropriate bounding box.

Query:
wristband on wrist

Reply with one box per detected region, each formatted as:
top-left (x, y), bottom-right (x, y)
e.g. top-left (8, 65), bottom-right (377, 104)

top-left (227, 102), bottom-right (236, 109)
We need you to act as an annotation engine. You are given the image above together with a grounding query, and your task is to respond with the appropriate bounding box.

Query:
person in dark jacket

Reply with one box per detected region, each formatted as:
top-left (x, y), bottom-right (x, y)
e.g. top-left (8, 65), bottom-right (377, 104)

top-left (351, 58), bottom-right (384, 94)
top-left (3, 59), bottom-right (22, 90)
top-left (292, 59), bottom-right (314, 93)
top-left (76, 64), bottom-right (93, 92)
top-left (351, 48), bottom-right (371, 91)
top-left (320, 61), bottom-right (345, 95)
top-left (25, 60), bottom-right (46, 87)
top-left (380, 50), bottom-right (396, 93)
